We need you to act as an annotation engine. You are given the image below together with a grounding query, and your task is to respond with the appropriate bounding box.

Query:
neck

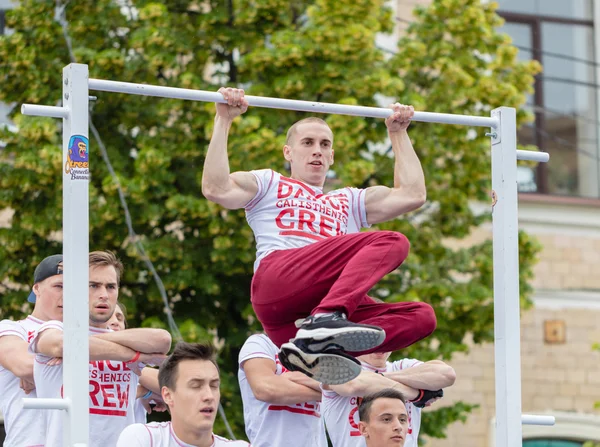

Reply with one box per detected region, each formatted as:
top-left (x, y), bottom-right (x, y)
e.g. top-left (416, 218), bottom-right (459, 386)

top-left (290, 173), bottom-right (325, 189)
top-left (172, 420), bottom-right (213, 447)
top-left (30, 309), bottom-right (48, 321)
top-left (362, 359), bottom-right (387, 370)
top-left (89, 320), bottom-right (107, 329)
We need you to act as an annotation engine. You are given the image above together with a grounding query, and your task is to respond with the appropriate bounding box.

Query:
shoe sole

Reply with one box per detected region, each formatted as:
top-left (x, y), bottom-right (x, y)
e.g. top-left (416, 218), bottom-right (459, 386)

top-left (294, 326), bottom-right (386, 353)
top-left (279, 344), bottom-right (362, 385)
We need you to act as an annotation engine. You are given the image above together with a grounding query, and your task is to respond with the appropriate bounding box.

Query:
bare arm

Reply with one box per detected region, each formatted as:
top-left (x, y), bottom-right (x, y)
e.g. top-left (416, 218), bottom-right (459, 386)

top-left (327, 370), bottom-right (419, 400)
top-left (243, 358), bottom-right (322, 405)
top-left (138, 367), bottom-right (160, 394)
top-left (93, 328), bottom-right (172, 354)
top-left (201, 87), bottom-right (258, 209)
top-left (382, 360), bottom-right (456, 391)
top-left (36, 329), bottom-right (137, 362)
top-left (0, 336), bottom-right (34, 380)
top-left (365, 104), bottom-right (426, 225)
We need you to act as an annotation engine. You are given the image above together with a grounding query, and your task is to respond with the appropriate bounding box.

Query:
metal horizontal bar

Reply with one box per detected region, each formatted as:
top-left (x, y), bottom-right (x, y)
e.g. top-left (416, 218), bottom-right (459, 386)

top-left (516, 150), bottom-right (550, 162)
top-left (521, 414), bottom-right (555, 426)
top-left (89, 79), bottom-right (498, 128)
top-left (21, 104), bottom-right (69, 119)
top-left (23, 397), bottom-right (71, 410)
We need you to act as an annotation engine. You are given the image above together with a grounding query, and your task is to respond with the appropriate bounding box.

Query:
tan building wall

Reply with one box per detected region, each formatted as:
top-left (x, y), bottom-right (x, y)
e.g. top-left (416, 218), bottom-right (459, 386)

top-left (424, 196), bottom-right (600, 446)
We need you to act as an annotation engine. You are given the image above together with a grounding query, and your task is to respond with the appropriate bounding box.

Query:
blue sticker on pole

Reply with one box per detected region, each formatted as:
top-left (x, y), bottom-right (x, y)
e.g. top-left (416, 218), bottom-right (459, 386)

top-left (65, 135), bottom-right (90, 181)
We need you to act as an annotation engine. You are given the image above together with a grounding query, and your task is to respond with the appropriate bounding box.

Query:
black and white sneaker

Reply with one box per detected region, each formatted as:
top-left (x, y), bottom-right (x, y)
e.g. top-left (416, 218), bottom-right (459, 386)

top-left (279, 340), bottom-right (362, 385)
top-left (293, 311), bottom-right (386, 353)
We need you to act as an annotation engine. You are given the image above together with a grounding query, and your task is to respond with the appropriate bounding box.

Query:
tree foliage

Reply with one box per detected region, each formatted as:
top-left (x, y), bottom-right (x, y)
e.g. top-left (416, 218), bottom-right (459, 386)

top-left (0, 0), bottom-right (540, 440)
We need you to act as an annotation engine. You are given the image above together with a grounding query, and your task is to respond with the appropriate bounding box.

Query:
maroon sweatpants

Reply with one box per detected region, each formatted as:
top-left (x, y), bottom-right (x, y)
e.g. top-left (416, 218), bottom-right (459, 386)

top-left (251, 231), bottom-right (436, 354)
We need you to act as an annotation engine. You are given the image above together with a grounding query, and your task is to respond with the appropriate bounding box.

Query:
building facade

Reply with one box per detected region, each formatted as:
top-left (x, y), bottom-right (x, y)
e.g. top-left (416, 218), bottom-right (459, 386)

top-left (394, 0), bottom-right (600, 446)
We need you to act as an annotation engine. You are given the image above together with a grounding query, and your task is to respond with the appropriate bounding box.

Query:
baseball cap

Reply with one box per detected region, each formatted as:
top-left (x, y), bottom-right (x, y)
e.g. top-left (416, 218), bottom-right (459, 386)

top-left (27, 254), bottom-right (64, 303)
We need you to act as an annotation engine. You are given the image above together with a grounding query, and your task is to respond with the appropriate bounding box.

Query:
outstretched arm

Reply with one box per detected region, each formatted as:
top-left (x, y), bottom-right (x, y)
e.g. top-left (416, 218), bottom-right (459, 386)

top-left (201, 87), bottom-right (258, 209)
top-left (326, 370), bottom-right (419, 400)
top-left (243, 358), bottom-right (322, 405)
top-left (365, 104), bottom-right (426, 225)
top-left (381, 360), bottom-right (456, 391)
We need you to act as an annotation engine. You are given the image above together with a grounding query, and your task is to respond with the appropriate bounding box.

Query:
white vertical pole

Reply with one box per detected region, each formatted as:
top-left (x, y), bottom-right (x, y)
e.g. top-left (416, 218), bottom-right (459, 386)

top-left (62, 63), bottom-right (90, 447)
top-left (491, 107), bottom-right (523, 447)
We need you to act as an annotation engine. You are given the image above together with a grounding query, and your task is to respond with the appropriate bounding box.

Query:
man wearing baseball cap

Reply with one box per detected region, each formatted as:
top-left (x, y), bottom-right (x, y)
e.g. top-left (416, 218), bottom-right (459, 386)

top-left (0, 254), bottom-right (64, 447)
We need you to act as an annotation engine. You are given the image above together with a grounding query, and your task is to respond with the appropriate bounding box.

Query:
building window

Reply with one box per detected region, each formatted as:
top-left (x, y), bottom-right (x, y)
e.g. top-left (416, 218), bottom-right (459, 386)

top-left (497, 0), bottom-right (600, 199)
top-left (0, 10), bottom-right (5, 36)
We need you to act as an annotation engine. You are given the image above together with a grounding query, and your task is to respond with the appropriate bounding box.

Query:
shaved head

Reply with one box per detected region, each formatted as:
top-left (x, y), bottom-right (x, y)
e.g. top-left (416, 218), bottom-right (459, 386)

top-left (285, 117), bottom-right (332, 145)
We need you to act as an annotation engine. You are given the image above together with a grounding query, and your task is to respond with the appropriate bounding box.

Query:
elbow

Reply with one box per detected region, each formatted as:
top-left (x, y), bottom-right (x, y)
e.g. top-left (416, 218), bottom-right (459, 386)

top-left (155, 330), bottom-right (172, 354)
top-left (431, 361), bottom-right (456, 387)
top-left (411, 191), bottom-right (426, 210)
top-left (201, 183), bottom-right (218, 202)
top-left (444, 366), bottom-right (457, 387)
top-left (252, 385), bottom-right (276, 403)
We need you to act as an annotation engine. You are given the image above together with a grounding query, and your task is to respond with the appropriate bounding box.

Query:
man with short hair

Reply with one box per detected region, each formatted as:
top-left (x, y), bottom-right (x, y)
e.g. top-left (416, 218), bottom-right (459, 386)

top-left (0, 254), bottom-right (63, 446)
top-left (30, 250), bottom-right (172, 447)
top-left (238, 333), bottom-right (327, 447)
top-left (322, 351), bottom-right (455, 447)
top-left (202, 89), bottom-right (436, 384)
top-left (117, 342), bottom-right (250, 447)
top-left (358, 388), bottom-right (409, 447)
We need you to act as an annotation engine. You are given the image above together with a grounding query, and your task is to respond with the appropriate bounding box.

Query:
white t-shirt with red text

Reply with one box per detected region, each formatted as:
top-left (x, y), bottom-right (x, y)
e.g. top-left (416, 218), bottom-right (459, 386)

top-left (116, 421), bottom-right (250, 447)
top-left (0, 316), bottom-right (45, 447)
top-left (245, 170), bottom-right (370, 270)
top-left (30, 320), bottom-right (139, 447)
top-left (322, 359), bottom-right (423, 447)
top-left (238, 334), bottom-right (327, 447)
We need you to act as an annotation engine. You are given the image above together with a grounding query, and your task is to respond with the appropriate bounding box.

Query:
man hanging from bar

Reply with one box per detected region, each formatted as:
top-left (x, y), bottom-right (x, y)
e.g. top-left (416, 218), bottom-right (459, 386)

top-left (202, 88), bottom-right (436, 385)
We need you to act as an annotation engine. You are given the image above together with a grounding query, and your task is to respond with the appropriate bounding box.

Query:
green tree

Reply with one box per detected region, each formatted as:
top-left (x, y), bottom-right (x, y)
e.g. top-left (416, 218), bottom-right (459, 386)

top-left (0, 0), bottom-right (540, 440)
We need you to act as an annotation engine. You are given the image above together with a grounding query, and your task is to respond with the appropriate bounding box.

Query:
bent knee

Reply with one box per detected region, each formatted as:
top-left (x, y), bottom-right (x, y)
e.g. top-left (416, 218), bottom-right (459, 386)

top-left (380, 231), bottom-right (410, 260)
top-left (416, 302), bottom-right (437, 337)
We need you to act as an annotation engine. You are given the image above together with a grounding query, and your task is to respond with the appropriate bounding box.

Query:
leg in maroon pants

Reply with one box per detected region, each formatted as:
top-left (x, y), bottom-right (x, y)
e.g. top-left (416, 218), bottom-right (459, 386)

top-left (251, 231), bottom-right (436, 352)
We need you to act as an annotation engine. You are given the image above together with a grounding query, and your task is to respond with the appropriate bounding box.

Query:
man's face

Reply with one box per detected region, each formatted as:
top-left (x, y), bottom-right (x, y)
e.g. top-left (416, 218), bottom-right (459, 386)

top-left (33, 274), bottom-right (64, 321)
top-left (359, 398), bottom-right (409, 447)
top-left (108, 306), bottom-right (125, 331)
top-left (283, 122), bottom-right (334, 187)
top-left (163, 359), bottom-right (220, 434)
top-left (88, 265), bottom-right (119, 327)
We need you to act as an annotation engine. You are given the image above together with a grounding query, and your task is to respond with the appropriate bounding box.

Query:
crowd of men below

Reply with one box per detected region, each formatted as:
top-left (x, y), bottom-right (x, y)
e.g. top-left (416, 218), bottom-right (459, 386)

top-left (0, 252), bottom-right (455, 447)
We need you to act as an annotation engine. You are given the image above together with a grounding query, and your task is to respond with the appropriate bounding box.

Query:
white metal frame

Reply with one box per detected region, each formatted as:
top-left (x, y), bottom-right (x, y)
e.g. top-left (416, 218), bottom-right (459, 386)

top-left (20, 63), bottom-right (553, 447)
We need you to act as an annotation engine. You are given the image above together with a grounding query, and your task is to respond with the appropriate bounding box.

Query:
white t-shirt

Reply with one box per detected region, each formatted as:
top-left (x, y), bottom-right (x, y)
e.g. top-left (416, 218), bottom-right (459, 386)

top-left (238, 334), bottom-right (327, 447)
top-left (245, 170), bottom-right (370, 270)
top-left (30, 320), bottom-right (140, 447)
top-left (116, 421), bottom-right (250, 447)
top-left (134, 398), bottom-right (148, 424)
top-left (0, 315), bottom-right (45, 447)
top-left (322, 359), bottom-right (423, 447)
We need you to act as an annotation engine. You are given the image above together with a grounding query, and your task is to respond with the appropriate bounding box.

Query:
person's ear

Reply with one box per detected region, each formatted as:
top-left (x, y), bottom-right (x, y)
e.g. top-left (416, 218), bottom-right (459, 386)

top-left (161, 386), bottom-right (174, 408)
top-left (359, 421), bottom-right (369, 438)
top-left (283, 145), bottom-right (292, 162)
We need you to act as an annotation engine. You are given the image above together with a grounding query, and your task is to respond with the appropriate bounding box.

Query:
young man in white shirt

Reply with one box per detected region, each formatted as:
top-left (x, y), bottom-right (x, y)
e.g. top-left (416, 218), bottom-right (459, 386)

top-left (238, 333), bottom-right (327, 447)
top-left (322, 351), bottom-right (455, 447)
top-left (0, 254), bottom-right (64, 447)
top-left (30, 250), bottom-right (172, 447)
top-left (358, 388), bottom-right (409, 447)
top-left (202, 88), bottom-right (436, 384)
top-left (117, 342), bottom-right (250, 447)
